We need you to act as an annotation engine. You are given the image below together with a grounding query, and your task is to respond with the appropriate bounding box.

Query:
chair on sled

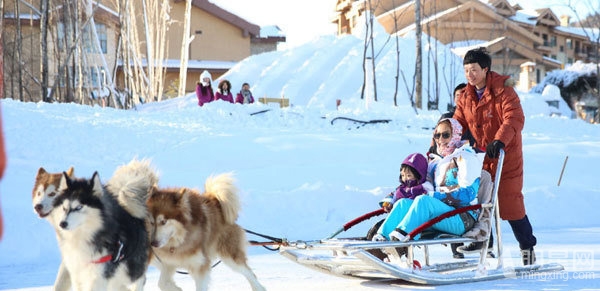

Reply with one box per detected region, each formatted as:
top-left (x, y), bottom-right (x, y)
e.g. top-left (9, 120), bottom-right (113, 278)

top-left (366, 168), bottom-right (496, 266)
top-left (279, 150), bottom-right (564, 285)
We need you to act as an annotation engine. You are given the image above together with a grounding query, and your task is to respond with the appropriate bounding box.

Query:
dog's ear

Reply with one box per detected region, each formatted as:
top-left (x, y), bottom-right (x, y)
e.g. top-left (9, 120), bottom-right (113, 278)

top-left (175, 188), bottom-right (187, 200)
top-left (65, 166), bottom-right (75, 177)
top-left (148, 185), bottom-right (159, 199)
top-left (37, 167), bottom-right (47, 176)
top-left (171, 188), bottom-right (190, 206)
top-left (91, 172), bottom-right (104, 197)
top-left (58, 171), bottom-right (71, 191)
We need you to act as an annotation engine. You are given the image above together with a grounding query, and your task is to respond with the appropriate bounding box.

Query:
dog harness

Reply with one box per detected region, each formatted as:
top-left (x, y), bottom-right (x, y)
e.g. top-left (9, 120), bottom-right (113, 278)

top-left (92, 240), bottom-right (124, 264)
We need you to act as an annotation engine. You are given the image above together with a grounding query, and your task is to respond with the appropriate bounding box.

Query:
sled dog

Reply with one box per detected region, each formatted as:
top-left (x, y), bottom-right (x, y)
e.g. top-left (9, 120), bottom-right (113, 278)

top-left (32, 167), bottom-right (75, 291)
top-left (52, 159), bottom-right (158, 291)
top-left (146, 173), bottom-right (266, 291)
top-left (32, 167), bottom-right (75, 222)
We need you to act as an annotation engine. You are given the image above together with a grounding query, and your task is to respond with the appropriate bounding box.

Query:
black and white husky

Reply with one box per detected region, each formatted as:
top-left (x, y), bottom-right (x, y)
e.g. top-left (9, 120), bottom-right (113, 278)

top-left (54, 171), bottom-right (151, 291)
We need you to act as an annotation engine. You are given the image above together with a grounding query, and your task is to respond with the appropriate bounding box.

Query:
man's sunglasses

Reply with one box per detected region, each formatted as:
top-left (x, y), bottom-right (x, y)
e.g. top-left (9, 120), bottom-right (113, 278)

top-left (433, 132), bottom-right (451, 139)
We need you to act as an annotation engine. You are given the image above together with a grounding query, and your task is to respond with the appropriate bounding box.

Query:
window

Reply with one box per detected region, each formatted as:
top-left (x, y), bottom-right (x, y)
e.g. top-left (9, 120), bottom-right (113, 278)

top-left (550, 36), bottom-right (557, 47)
top-left (89, 67), bottom-right (106, 88)
top-left (96, 24), bottom-right (108, 54)
top-left (566, 38), bottom-right (573, 49)
top-left (560, 45), bottom-right (564, 52)
top-left (57, 22), bottom-right (107, 54)
top-left (542, 34), bottom-right (549, 46)
top-left (82, 23), bottom-right (107, 54)
top-left (546, 100), bottom-right (559, 109)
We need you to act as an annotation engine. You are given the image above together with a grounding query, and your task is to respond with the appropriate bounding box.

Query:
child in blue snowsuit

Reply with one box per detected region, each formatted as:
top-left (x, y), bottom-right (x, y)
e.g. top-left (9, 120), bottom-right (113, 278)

top-left (375, 118), bottom-right (484, 241)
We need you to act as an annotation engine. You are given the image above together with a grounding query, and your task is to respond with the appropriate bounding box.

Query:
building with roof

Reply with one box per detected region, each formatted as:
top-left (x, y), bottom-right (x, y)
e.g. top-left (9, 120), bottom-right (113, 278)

top-left (332, 0), bottom-right (598, 92)
top-left (1, 0), bottom-right (286, 104)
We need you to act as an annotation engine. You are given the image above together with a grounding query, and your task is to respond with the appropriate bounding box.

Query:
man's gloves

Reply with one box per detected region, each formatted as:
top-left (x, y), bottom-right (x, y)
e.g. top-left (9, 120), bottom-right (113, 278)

top-left (486, 140), bottom-right (505, 158)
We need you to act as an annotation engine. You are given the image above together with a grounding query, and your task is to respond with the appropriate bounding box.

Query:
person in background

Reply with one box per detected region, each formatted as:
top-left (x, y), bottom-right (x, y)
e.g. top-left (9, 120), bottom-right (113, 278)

top-left (196, 70), bottom-right (214, 107)
top-left (0, 102), bottom-right (7, 241)
top-left (440, 83), bottom-right (467, 120)
top-left (215, 79), bottom-right (234, 103)
top-left (236, 82), bottom-right (255, 104)
top-left (453, 47), bottom-right (537, 265)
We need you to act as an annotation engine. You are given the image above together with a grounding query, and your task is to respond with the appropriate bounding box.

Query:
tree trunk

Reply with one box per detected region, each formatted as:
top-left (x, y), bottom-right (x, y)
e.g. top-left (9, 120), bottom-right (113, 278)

top-left (142, 0), bottom-right (154, 102)
top-left (178, 0), bottom-right (193, 98)
top-left (40, 0), bottom-right (49, 102)
top-left (368, 0), bottom-right (377, 102)
top-left (392, 0), bottom-right (400, 107)
top-left (15, 0), bottom-right (23, 101)
top-left (414, 0), bottom-right (422, 109)
top-left (360, 4), bottom-right (369, 100)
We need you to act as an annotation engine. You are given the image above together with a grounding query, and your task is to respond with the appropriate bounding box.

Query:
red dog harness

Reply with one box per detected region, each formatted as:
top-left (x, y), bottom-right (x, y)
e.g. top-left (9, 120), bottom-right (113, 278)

top-left (92, 241), bottom-right (124, 264)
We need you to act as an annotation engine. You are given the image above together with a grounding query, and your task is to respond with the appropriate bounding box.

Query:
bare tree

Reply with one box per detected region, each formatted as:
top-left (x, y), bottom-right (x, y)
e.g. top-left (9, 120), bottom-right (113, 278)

top-left (110, 0), bottom-right (171, 107)
top-left (368, 0), bottom-right (377, 102)
top-left (40, 0), bottom-right (49, 102)
top-left (390, 0), bottom-right (401, 107)
top-left (414, 0), bottom-right (422, 109)
top-left (14, 0), bottom-right (24, 101)
top-left (360, 1), bottom-right (371, 100)
top-left (178, 0), bottom-right (193, 98)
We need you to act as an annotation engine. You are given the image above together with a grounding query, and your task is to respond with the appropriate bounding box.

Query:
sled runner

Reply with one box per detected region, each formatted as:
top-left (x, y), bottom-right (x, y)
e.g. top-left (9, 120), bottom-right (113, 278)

top-left (278, 150), bottom-right (564, 285)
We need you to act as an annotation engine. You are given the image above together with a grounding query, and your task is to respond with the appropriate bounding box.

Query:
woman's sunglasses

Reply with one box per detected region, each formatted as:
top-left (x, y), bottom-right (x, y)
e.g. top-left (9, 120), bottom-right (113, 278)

top-left (433, 132), bottom-right (451, 140)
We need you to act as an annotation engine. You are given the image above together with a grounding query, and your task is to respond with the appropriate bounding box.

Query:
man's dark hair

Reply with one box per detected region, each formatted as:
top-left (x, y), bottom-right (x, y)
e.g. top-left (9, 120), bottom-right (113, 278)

top-left (453, 83), bottom-right (467, 95)
top-left (463, 47), bottom-right (491, 70)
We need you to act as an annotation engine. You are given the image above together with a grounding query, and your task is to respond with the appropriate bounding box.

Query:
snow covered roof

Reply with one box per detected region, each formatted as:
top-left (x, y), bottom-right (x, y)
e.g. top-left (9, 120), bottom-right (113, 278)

top-left (2, 13), bottom-right (40, 20)
top-left (260, 25), bottom-right (286, 39)
top-left (117, 59), bottom-right (238, 70)
top-left (450, 37), bottom-right (505, 57)
top-left (510, 9), bottom-right (592, 40)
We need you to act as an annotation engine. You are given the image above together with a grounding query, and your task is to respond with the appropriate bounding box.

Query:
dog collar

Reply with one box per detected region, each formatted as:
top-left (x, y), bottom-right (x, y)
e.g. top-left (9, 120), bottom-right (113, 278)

top-left (92, 240), bottom-right (124, 264)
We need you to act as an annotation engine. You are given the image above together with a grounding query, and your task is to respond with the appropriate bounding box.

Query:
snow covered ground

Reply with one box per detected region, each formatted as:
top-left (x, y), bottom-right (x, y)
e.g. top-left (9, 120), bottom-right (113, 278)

top-left (1, 18), bottom-right (600, 291)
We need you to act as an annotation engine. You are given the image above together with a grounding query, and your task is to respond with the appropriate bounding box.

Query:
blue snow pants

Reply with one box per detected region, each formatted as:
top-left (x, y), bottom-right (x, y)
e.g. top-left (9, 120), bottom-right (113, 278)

top-left (377, 195), bottom-right (465, 240)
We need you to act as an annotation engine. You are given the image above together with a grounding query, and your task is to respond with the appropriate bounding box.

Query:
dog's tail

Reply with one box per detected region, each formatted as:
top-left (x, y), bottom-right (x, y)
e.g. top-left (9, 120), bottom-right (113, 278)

top-left (106, 158), bottom-right (159, 219)
top-left (204, 172), bottom-right (240, 224)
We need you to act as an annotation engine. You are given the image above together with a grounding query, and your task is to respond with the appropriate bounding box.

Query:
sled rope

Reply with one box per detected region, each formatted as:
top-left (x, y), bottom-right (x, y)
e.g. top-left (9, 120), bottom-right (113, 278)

top-left (245, 229), bottom-right (289, 251)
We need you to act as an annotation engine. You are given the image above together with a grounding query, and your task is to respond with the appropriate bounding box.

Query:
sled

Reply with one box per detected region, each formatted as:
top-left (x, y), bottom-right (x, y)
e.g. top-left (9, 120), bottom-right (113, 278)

top-left (279, 149), bottom-right (564, 285)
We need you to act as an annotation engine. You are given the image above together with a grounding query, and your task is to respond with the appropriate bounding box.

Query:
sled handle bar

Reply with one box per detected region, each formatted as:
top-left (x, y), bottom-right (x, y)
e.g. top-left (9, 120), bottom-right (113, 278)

top-left (327, 208), bottom-right (386, 239)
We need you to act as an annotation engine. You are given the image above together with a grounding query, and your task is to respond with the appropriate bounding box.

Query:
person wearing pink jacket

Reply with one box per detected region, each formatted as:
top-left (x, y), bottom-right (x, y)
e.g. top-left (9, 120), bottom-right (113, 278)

top-left (215, 79), bottom-right (234, 103)
top-left (196, 70), bottom-right (214, 106)
top-left (235, 83), bottom-right (255, 104)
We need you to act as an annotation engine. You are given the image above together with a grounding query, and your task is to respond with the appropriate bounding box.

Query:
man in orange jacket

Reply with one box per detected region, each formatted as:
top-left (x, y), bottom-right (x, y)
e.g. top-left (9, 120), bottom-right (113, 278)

top-left (453, 47), bottom-right (536, 265)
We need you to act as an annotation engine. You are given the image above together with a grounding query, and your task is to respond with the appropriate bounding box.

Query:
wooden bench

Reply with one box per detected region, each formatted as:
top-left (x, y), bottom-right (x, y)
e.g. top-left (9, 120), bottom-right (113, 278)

top-left (258, 97), bottom-right (290, 108)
